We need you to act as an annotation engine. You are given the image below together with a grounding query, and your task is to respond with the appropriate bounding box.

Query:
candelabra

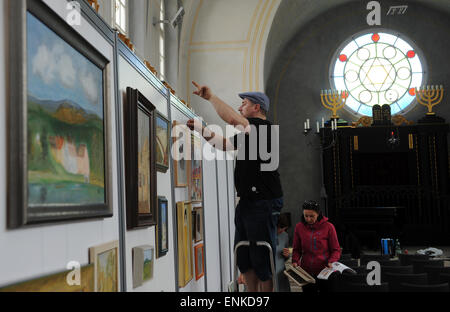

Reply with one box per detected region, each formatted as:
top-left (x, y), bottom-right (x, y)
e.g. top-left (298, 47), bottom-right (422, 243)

top-left (320, 90), bottom-right (349, 119)
top-left (415, 85), bottom-right (445, 123)
top-left (303, 118), bottom-right (339, 151)
top-left (415, 85), bottom-right (444, 115)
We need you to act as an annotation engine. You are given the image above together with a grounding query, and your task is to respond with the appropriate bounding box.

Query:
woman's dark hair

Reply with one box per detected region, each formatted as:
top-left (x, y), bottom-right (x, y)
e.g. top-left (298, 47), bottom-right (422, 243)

top-left (302, 200), bottom-right (321, 214)
top-left (301, 200), bottom-right (323, 224)
top-left (277, 212), bottom-right (291, 228)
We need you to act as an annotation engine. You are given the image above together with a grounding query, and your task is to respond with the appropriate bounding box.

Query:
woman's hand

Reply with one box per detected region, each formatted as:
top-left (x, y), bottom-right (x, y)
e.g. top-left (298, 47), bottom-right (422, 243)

top-left (282, 248), bottom-right (290, 258)
top-left (327, 262), bottom-right (333, 268)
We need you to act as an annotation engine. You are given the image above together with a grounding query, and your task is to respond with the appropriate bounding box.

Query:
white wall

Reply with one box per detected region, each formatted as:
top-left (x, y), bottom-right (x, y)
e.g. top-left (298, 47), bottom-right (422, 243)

top-left (216, 154), bottom-right (233, 290)
top-left (0, 0), bottom-right (237, 292)
top-left (0, 0), bottom-right (120, 288)
top-left (117, 56), bottom-right (176, 292)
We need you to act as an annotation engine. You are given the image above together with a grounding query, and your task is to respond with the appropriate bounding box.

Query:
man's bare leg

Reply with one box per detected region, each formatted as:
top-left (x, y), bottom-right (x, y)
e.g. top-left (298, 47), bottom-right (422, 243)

top-left (259, 279), bottom-right (273, 292)
top-left (243, 270), bottom-right (258, 292)
top-left (243, 270), bottom-right (273, 292)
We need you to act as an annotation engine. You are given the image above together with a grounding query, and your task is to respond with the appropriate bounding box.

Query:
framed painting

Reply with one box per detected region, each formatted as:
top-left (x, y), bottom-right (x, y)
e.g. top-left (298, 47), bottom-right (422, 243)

top-left (132, 245), bottom-right (154, 288)
top-left (194, 244), bottom-right (205, 281)
top-left (155, 112), bottom-right (170, 173)
top-left (89, 241), bottom-right (119, 292)
top-left (124, 87), bottom-right (157, 229)
top-left (8, 0), bottom-right (113, 228)
top-left (172, 121), bottom-right (188, 187)
top-left (0, 264), bottom-right (94, 292)
top-left (193, 206), bottom-right (204, 243)
top-left (156, 196), bottom-right (169, 258)
top-left (176, 201), bottom-right (193, 287)
top-left (190, 133), bottom-right (203, 202)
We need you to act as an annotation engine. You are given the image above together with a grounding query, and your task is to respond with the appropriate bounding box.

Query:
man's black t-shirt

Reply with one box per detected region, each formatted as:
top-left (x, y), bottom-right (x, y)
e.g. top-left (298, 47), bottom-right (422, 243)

top-left (232, 118), bottom-right (283, 200)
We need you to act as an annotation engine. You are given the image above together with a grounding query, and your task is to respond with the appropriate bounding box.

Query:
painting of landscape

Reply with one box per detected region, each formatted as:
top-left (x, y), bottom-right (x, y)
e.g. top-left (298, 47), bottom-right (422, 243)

top-left (26, 11), bottom-right (105, 206)
top-left (137, 109), bottom-right (151, 214)
top-left (96, 248), bottom-right (118, 292)
top-left (156, 113), bottom-right (169, 172)
top-left (143, 247), bottom-right (154, 282)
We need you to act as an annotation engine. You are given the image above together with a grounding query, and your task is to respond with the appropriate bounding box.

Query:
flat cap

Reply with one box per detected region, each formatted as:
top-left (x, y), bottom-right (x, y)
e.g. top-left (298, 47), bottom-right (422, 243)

top-left (238, 92), bottom-right (270, 112)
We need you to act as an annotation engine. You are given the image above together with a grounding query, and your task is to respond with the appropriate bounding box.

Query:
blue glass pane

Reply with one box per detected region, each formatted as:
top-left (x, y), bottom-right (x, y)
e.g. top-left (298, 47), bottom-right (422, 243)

top-left (358, 105), bottom-right (373, 116)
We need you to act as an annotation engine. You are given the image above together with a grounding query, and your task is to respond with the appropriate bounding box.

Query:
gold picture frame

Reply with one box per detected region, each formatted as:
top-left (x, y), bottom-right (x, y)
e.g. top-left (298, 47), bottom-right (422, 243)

top-left (177, 201), bottom-right (193, 287)
top-left (0, 264), bottom-right (94, 292)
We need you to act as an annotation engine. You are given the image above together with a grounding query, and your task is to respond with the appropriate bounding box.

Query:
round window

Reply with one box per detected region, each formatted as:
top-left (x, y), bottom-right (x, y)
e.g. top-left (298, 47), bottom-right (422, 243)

top-left (330, 31), bottom-right (426, 116)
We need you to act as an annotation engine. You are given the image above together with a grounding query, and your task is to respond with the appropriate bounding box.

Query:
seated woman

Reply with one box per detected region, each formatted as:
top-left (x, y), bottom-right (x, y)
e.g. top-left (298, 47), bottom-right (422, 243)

top-left (292, 200), bottom-right (341, 293)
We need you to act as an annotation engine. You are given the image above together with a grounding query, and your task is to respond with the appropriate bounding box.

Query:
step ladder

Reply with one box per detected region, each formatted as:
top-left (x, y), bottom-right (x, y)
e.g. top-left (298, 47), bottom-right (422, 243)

top-left (228, 240), bottom-right (278, 292)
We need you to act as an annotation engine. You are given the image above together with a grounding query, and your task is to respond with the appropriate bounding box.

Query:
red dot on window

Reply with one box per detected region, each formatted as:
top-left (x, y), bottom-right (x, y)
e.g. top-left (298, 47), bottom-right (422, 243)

top-left (372, 33), bottom-right (380, 42)
top-left (409, 88), bottom-right (416, 96)
top-left (339, 54), bottom-right (347, 62)
top-left (407, 50), bottom-right (416, 58)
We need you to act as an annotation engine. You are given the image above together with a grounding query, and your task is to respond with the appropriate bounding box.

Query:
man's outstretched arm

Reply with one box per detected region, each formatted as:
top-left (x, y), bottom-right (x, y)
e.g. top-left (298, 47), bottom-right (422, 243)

top-left (192, 81), bottom-right (250, 131)
top-left (187, 119), bottom-right (236, 151)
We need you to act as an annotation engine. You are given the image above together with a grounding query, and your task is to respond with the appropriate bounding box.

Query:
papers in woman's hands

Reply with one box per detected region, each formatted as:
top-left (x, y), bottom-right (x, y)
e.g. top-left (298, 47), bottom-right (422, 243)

top-left (317, 262), bottom-right (357, 280)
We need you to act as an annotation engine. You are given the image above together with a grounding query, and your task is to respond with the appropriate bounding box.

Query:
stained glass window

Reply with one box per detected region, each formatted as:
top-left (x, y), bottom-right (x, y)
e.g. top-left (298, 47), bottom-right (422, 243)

top-left (331, 31), bottom-right (425, 116)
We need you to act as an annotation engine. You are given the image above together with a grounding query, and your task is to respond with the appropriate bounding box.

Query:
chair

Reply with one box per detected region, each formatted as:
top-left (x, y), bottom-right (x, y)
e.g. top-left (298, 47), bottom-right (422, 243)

top-left (398, 253), bottom-right (429, 266)
top-left (423, 266), bottom-right (450, 284)
top-left (380, 265), bottom-right (413, 281)
top-left (384, 273), bottom-right (428, 292)
top-left (412, 259), bottom-right (444, 274)
top-left (343, 282), bottom-right (389, 292)
top-left (398, 282), bottom-right (449, 292)
top-left (360, 254), bottom-right (390, 265)
top-left (339, 259), bottom-right (359, 267)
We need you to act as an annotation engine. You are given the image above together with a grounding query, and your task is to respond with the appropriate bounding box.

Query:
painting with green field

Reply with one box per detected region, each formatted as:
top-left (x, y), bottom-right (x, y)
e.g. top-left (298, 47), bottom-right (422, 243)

top-left (143, 248), bottom-right (154, 281)
top-left (26, 11), bottom-right (105, 205)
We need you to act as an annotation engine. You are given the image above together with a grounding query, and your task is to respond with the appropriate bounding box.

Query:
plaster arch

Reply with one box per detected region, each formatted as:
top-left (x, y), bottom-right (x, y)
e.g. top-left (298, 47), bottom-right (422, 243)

top-left (178, 0), bottom-right (282, 129)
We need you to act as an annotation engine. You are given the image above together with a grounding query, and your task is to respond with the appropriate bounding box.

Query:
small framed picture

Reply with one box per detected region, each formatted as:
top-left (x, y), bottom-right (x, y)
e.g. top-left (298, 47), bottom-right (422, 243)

top-left (190, 133), bottom-right (203, 202)
top-left (155, 111), bottom-right (170, 173)
top-left (172, 121), bottom-right (189, 187)
top-left (89, 241), bottom-right (119, 292)
top-left (156, 196), bottom-right (169, 258)
top-left (194, 244), bottom-right (205, 281)
top-left (132, 245), bottom-right (154, 288)
top-left (193, 207), bottom-right (204, 243)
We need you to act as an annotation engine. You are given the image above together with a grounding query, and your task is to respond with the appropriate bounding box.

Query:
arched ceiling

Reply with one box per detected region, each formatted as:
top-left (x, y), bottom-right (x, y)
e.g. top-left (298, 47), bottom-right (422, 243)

top-left (178, 0), bottom-right (450, 128)
top-left (264, 0), bottom-right (450, 88)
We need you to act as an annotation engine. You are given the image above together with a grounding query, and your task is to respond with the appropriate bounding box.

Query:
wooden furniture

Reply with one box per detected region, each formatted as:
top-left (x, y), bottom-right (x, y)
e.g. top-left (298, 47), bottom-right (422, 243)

top-left (321, 122), bottom-right (450, 246)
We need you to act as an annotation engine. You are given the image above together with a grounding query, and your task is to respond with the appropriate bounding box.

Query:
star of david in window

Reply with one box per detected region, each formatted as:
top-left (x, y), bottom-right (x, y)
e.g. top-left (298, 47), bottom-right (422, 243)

top-left (330, 31), bottom-right (426, 116)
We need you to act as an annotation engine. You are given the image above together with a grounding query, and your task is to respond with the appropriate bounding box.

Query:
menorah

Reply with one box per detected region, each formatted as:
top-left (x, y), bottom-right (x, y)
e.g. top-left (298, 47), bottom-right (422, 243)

top-left (415, 85), bottom-right (444, 115)
top-left (320, 90), bottom-right (349, 119)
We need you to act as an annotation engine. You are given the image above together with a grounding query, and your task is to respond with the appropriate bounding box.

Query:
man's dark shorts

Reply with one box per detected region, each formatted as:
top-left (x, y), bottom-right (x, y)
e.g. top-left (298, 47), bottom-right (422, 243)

top-left (234, 197), bottom-right (283, 281)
